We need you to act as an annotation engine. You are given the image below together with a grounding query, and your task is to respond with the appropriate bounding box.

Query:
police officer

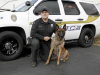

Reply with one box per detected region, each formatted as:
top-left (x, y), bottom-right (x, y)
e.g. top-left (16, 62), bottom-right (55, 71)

top-left (30, 7), bottom-right (65, 67)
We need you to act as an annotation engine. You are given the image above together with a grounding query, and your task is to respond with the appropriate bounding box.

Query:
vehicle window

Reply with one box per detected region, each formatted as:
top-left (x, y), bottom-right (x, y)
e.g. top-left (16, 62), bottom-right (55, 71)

top-left (12, 0), bottom-right (37, 12)
top-left (35, 1), bottom-right (60, 15)
top-left (80, 2), bottom-right (99, 15)
top-left (62, 1), bottom-right (80, 15)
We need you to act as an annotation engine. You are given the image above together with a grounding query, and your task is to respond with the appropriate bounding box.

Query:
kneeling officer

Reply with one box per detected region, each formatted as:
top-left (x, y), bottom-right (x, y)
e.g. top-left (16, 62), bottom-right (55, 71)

top-left (30, 7), bottom-right (56, 67)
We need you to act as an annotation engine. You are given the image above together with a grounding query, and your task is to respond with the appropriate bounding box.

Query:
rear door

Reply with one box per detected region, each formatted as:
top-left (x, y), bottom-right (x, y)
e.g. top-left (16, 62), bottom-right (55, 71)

top-left (60, 0), bottom-right (88, 40)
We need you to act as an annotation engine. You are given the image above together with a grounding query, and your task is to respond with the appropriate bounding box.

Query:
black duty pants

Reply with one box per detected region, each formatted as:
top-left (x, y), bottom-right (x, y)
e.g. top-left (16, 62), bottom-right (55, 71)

top-left (31, 38), bottom-right (51, 62)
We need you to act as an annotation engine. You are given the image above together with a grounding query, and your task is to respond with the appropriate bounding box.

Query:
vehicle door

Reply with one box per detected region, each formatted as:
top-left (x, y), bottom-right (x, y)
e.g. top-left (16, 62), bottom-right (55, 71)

top-left (60, 0), bottom-right (88, 40)
top-left (29, 0), bottom-right (63, 36)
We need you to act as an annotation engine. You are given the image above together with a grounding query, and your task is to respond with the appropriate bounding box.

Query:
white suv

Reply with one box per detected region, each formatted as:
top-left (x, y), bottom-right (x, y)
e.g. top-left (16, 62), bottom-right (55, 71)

top-left (0, 0), bottom-right (100, 60)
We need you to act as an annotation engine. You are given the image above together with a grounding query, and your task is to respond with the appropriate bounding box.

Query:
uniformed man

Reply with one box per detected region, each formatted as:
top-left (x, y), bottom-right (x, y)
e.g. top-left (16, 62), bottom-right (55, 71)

top-left (30, 7), bottom-right (65, 67)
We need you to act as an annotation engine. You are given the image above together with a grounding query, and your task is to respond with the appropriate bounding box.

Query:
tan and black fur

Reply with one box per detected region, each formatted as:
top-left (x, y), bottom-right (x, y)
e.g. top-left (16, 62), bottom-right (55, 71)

top-left (45, 24), bottom-right (69, 66)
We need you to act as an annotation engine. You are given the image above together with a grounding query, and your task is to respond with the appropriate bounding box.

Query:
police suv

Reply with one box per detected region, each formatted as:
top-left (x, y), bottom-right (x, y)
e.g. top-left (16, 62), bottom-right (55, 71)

top-left (0, 0), bottom-right (100, 60)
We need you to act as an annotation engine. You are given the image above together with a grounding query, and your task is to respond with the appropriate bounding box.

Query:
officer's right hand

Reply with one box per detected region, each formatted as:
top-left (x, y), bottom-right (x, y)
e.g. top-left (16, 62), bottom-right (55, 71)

top-left (44, 36), bottom-right (50, 41)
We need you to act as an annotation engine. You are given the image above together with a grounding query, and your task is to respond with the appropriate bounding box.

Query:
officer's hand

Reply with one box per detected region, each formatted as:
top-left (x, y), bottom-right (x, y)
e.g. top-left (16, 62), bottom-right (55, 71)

top-left (44, 37), bottom-right (50, 41)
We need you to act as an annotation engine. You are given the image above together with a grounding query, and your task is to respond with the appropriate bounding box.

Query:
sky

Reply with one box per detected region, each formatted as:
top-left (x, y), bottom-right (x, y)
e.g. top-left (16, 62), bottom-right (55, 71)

top-left (0, 0), bottom-right (28, 10)
top-left (0, 0), bottom-right (11, 7)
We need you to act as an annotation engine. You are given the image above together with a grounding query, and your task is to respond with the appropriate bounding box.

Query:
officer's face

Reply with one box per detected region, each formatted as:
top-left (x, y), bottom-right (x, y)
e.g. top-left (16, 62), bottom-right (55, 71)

top-left (40, 11), bottom-right (49, 19)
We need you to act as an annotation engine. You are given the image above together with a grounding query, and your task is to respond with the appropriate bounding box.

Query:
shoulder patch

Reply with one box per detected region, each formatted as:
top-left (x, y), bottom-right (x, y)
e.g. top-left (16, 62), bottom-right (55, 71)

top-left (33, 22), bottom-right (35, 24)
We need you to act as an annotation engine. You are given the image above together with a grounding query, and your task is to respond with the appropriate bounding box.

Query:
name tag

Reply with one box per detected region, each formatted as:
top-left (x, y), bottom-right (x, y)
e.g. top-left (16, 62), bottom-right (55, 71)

top-left (38, 26), bottom-right (42, 27)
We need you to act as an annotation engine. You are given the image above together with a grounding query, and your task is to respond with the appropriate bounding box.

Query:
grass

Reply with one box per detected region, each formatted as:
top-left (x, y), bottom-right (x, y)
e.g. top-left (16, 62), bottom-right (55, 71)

top-left (93, 35), bottom-right (100, 46)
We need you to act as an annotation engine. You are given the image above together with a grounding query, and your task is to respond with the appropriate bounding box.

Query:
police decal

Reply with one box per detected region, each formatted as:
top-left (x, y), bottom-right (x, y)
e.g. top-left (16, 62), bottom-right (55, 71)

top-left (67, 26), bottom-right (81, 31)
top-left (60, 25), bottom-right (81, 31)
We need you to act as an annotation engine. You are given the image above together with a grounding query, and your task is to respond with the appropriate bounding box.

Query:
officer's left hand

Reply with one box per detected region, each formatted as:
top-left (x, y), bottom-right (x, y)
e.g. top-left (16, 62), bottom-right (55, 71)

top-left (44, 36), bottom-right (51, 41)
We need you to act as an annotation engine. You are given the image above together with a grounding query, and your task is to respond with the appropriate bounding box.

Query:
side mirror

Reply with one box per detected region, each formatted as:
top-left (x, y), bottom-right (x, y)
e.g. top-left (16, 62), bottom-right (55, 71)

top-left (25, 1), bottom-right (31, 6)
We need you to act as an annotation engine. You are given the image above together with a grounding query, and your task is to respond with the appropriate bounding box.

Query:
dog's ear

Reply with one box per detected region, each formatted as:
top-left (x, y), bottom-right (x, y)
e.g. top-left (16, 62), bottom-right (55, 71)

top-left (63, 24), bottom-right (66, 31)
top-left (56, 24), bottom-right (59, 31)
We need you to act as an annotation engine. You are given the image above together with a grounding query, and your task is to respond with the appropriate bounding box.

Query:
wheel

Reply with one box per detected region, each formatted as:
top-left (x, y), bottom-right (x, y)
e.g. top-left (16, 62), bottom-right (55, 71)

top-left (78, 28), bottom-right (94, 47)
top-left (0, 31), bottom-right (23, 60)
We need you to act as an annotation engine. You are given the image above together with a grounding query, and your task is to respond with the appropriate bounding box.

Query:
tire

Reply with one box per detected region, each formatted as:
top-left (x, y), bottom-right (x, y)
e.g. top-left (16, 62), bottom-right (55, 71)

top-left (78, 28), bottom-right (94, 47)
top-left (0, 31), bottom-right (23, 60)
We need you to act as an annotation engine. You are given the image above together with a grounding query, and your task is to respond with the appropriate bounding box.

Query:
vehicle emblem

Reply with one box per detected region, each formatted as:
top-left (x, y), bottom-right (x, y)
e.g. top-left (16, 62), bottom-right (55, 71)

top-left (11, 14), bottom-right (17, 22)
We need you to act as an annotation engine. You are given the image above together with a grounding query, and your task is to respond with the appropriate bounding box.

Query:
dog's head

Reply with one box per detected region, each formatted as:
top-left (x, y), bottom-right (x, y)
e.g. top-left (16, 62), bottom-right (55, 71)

top-left (55, 24), bottom-right (66, 40)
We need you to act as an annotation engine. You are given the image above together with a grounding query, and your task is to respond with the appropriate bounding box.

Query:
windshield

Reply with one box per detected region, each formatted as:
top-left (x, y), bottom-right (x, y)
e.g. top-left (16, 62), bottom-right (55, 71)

top-left (12, 0), bottom-right (37, 12)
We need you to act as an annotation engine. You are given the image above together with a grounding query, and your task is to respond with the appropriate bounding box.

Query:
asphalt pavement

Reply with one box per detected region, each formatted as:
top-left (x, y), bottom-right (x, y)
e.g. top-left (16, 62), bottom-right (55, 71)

top-left (0, 43), bottom-right (100, 75)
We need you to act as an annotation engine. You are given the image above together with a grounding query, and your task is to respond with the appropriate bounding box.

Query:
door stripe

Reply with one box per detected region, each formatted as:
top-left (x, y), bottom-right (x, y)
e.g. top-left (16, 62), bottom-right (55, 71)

top-left (56, 15), bottom-right (99, 26)
top-left (30, 16), bottom-right (99, 26)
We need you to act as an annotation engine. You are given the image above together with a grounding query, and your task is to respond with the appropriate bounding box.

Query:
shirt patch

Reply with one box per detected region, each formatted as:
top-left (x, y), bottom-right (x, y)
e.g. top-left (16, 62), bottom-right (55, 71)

top-left (51, 24), bottom-right (53, 27)
top-left (38, 26), bottom-right (42, 27)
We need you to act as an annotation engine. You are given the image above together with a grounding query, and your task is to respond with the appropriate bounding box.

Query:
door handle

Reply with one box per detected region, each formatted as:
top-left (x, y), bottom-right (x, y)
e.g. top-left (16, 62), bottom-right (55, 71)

top-left (55, 19), bottom-right (63, 21)
top-left (77, 18), bottom-right (84, 21)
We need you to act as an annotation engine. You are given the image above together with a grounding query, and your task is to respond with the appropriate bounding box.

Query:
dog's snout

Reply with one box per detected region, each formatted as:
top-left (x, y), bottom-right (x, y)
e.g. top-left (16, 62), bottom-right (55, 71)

top-left (60, 34), bottom-right (63, 37)
top-left (57, 30), bottom-right (65, 40)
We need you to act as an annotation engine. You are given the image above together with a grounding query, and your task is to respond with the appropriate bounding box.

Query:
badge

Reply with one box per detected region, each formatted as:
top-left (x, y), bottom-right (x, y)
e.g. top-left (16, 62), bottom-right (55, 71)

top-left (51, 24), bottom-right (53, 27)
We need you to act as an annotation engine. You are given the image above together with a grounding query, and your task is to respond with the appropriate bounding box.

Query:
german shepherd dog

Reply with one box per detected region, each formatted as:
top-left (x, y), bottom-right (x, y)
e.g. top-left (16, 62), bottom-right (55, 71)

top-left (45, 24), bottom-right (69, 66)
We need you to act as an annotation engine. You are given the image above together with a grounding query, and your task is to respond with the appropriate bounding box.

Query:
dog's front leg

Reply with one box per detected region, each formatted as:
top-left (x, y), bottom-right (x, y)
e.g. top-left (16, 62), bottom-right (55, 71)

top-left (45, 47), bottom-right (54, 65)
top-left (57, 46), bottom-right (62, 66)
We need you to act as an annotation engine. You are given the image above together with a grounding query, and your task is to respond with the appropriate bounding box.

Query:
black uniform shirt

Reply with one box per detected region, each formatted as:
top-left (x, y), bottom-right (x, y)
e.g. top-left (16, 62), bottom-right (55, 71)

top-left (30, 18), bottom-right (56, 40)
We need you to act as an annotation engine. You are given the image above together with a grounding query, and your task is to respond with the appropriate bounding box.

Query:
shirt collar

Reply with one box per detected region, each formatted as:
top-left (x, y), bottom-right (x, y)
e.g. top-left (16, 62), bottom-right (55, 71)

top-left (40, 18), bottom-right (51, 24)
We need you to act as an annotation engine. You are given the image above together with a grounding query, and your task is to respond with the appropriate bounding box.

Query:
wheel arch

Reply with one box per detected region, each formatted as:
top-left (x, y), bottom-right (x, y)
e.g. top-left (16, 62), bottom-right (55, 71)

top-left (0, 26), bottom-right (26, 45)
top-left (80, 24), bottom-right (96, 36)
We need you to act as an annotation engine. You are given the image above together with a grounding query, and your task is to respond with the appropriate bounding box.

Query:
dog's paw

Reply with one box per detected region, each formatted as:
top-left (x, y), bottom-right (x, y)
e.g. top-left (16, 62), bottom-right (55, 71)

top-left (45, 62), bottom-right (49, 66)
top-left (57, 64), bottom-right (60, 66)
top-left (63, 60), bottom-right (66, 63)
top-left (57, 63), bottom-right (60, 66)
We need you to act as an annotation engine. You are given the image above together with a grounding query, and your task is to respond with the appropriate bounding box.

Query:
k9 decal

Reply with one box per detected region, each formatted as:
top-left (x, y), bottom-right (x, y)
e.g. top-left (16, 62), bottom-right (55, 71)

top-left (60, 26), bottom-right (81, 31)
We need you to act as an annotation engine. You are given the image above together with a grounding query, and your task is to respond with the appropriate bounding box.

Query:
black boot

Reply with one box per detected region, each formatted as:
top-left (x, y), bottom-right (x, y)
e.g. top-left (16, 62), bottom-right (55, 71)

top-left (32, 62), bottom-right (37, 67)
